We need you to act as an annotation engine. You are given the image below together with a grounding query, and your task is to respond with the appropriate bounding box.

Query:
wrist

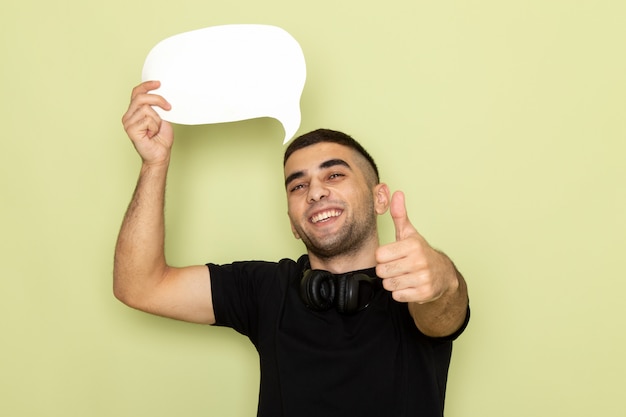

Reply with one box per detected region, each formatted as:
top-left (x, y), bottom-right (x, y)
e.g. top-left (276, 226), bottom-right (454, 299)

top-left (139, 159), bottom-right (171, 181)
top-left (141, 156), bottom-right (171, 171)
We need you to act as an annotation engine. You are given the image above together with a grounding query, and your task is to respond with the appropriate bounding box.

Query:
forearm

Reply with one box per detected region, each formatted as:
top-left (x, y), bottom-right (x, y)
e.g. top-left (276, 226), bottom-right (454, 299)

top-left (113, 161), bottom-right (170, 304)
top-left (409, 260), bottom-right (469, 338)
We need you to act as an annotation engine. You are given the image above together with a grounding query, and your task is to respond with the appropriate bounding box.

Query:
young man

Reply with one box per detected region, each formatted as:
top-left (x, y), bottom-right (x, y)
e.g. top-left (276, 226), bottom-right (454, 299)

top-left (115, 81), bottom-right (470, 417)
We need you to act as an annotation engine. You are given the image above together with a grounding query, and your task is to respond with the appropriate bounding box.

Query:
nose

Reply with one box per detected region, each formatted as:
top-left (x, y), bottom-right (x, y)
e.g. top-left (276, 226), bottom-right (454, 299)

top-left (307, 179), bottom-right (329, 203)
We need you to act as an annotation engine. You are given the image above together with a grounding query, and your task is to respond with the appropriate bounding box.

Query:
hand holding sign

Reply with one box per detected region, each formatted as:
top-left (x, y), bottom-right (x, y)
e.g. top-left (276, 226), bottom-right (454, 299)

top-left (121, 81), bottom-right (174, 166)
top-left (141, 24), bottom-right (307, 144)
top-left (375, 191), bottom-right (458, 304)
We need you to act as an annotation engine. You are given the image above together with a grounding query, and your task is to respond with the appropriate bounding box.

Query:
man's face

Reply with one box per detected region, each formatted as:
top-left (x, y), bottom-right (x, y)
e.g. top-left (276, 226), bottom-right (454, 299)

top-left (284, 142), bottom-right (381, 260)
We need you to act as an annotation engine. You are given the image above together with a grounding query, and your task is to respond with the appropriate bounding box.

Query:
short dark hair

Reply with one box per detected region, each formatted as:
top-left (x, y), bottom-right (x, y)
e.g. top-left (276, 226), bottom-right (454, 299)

top-left (283, 129), bottom-right (380, 184)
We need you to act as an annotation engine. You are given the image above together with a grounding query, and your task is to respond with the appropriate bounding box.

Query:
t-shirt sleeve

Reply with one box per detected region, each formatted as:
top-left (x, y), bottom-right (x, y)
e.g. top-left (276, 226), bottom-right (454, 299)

top-left (207, 260), bottom-right (290, 342)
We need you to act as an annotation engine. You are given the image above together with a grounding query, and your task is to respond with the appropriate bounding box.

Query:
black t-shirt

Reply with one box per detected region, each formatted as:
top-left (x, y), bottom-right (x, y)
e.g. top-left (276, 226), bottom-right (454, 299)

top-left (209, 255), bottom-right (468, 417)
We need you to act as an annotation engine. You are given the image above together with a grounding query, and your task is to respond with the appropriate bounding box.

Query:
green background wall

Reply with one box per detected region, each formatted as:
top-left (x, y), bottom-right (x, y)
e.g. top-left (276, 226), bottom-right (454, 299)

top-left (2, 1), bottom-right (624, 416)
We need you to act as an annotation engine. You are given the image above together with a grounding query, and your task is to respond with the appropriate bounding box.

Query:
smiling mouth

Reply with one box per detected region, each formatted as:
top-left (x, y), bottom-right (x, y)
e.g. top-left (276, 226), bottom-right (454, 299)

top-left (310, 209), bottom-right (343, 224)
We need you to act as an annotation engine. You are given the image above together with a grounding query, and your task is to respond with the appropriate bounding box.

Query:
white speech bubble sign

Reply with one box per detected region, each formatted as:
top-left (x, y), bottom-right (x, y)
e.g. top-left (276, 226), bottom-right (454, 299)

top-left (141, 24), bottom-right (306, 144)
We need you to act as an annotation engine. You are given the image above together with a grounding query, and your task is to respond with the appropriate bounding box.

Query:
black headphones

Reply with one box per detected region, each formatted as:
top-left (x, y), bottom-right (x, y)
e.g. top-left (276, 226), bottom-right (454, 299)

top-left (299, 268), bottom-right (380, 314)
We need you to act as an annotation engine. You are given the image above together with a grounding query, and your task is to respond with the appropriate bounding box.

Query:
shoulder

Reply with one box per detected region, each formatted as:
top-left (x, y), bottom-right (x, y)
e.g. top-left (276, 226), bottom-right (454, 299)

top-left (207, 255), bottom-right (308, 287)
top-left (208, 256), bottom-right (304, 274)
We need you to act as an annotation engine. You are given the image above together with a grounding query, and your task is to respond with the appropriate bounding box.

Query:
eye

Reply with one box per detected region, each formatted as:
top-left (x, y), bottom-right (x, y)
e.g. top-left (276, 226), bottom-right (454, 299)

top-left (289, 183), bottom-right (307, 193)
top-left (328, 172), bottom-right (345, 181)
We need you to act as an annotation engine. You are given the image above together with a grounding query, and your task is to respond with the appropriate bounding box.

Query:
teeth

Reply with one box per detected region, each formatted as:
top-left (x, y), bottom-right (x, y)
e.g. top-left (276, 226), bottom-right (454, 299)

top-left (311, 210), bottom-right (341, 224)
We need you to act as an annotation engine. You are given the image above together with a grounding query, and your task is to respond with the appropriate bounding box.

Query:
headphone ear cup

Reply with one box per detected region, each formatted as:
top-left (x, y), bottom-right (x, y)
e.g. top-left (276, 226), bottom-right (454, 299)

top-left (338, 273), bottom-right (377, 314)
top-left (336, 275), bottom-right (356, 314)
top-left (300, 270), bottom-right (336, 311)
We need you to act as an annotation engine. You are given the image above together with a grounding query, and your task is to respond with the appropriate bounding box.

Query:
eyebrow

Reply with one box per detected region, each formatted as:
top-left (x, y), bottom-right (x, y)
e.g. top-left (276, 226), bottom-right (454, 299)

top-left (285, 158), bottom-right (352, 188)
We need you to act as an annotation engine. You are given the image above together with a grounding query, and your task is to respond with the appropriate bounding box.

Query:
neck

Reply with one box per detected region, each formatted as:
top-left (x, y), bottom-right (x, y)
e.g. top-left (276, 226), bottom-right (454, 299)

top-left (307, 236), bottom-right (379, 274)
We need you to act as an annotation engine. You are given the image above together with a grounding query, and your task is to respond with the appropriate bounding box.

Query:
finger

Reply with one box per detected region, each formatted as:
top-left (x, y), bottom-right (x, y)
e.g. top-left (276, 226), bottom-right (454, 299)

top-left (123, 103), bottom-right (159, 131)
top-left (375, 238), bottom-right (414, 269)
top-left (124, 106), bottom-right (164, 140)
top-left (380, 276), bottom-right (404, 293)
top-left (128, 115), bottom-right (160, 140)
top-left (390, 191), bottom-right (418, 241)
top-left (133, 91), bottom-right (170, 109)
top-left (390, 287), bottom-right (432, 304)
top-left (122, 95), bottom-right (170, 128)
top-left (124, 81), bottom-right (170, 119)
top-left (130, 80), bottom-right (161, 100)
top-left (127, 90), bottom-right (171, 114)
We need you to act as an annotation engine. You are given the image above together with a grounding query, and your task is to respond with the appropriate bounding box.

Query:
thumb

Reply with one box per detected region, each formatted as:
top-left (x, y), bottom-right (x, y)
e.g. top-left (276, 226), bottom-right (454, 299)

top-left (391, 191), bottom-right (417, 241)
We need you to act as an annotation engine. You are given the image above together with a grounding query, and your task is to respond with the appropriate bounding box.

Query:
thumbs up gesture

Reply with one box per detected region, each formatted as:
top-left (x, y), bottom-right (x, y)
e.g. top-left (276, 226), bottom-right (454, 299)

top-left (375, 191), bottom-right (459, 305)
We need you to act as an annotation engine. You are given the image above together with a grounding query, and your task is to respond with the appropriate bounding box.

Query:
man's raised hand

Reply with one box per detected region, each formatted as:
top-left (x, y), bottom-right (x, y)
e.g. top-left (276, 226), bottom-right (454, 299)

top-left (375, 191), bottom-right (458, 304)
top-left (121, 80), bottom-right (174, 166)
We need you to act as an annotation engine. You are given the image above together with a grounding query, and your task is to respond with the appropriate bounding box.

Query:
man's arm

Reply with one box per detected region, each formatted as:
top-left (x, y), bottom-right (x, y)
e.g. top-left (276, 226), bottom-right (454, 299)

top-left (113, 81), bottom-right (215, 325)
top-left (406, 255), bottom-right (469, 337)
top-left (376, 191), bottom-right (469, 337)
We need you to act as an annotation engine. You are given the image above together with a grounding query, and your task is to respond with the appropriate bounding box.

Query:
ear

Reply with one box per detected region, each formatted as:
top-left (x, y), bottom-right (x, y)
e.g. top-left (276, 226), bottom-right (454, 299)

top-left (373, 183), bottom-right (391, 215)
